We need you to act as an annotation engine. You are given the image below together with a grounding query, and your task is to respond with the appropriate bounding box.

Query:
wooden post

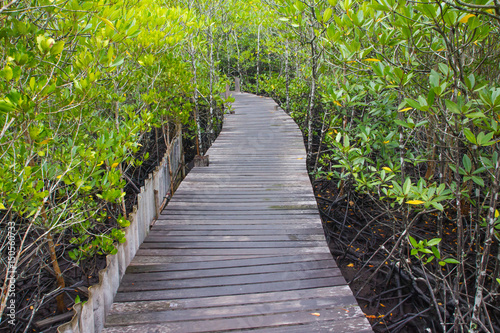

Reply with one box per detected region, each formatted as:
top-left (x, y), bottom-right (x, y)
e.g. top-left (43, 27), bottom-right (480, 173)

top-left (235, 77), bottom-right (240, 93)
top-left (194, 155), bottom-right (209, 167)
top-left (225, 83), bottom-right (230, 99)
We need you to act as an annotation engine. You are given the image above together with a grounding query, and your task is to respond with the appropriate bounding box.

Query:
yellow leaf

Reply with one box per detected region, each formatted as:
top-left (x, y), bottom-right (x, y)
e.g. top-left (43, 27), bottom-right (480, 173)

top-left (495, 209), bottom-right (499, 218)
top-left (98, 16), bottom-right (116, 31)
top-left (382, 167), bottom-right (392, 172)
top-left (398, 107), bottom-right (412, 113)
top-left (363, 58), bottom-right (380, 62)
top-left (40, 138), bottom-right (53, 144)
top-left (297, 157), bottom-right (304, 160)
top-left (347, 60), bottom-right (356, 64)
top-left (383, 140), bottom-right (389, 144)
top-left (97, 161), bottom-right (104, 166)
top-left (57, 175), bottom-right (62, 179)
top-left (347, 263), bottom-right (354, 267)
top-left (406, 200), bottom-right (425, 205)
top-left (310, 313), bottom-right (321, 316)
top-left (333, 100), bottom-right (342, 106)
top-left (0, 203), bottom-right (6, 210)
top-left (459, 14), bottom-right (475, 23)
top-left (111, 162), bottom-right (119, 168)
top-left (436, 48), bottom-right (445, 52)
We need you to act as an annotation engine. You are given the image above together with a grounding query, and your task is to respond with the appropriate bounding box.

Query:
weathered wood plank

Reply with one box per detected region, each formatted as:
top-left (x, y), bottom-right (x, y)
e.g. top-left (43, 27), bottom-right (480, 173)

top-left (126, 254), bottom-right (334, 273)
top-left (118, 268), bottom-right (342, 292)
top-left (122, 260), bottom-right (338, 281)
top-left (102, 306), bottom-right (367, 333)
top-left (108, 285), bottom-right (357, 314)
top-left (114, 276), bottom-right (348, 302)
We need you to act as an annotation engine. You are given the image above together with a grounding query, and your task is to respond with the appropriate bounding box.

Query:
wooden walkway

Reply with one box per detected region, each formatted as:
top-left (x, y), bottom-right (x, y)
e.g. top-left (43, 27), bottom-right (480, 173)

top-left (102, 93), bottom-right (372, 332)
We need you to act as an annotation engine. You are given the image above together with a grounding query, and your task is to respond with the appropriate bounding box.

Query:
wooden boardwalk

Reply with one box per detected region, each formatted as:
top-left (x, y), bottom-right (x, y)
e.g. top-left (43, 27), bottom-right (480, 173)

top-left (102, 93), bottom-right (372, 332)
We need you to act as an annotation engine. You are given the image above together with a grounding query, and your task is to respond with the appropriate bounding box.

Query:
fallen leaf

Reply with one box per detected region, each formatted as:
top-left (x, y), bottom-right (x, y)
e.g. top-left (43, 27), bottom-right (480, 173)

top-left (347, 263), bottom-right (354, 267)
top-left (310, 312), bottom-right (321, 316)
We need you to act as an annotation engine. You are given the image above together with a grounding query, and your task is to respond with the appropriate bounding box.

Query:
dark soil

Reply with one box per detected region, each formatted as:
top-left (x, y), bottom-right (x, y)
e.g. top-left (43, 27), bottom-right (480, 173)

top-left (311, 177), bottom-right (500, 333)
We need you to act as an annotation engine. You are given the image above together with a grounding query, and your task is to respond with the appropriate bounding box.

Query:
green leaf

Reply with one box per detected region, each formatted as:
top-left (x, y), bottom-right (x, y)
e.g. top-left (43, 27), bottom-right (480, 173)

top-left (429, 70), bottom-right (439, 88)
top-left (466, 112), bottom-right (486, 119)
top-left (445, 100), bottom-right (460, 114)
top-left (431, 246), bottom-right (441, 259)
top-left (110, 57), bottom-right (125, 68)
top-left (444, 258), bottom-right (460, 264)
top-left (463, 128), bottom-right (476, 144)
top-left (403, 177), bottom-right (411, 195)
top-left (1, 66), bottom-right (13, 81)
top-left (427, 238), bottom-right (441, 246)
top-left (431, 202), bottom-right (444, 211)
top-left (471, 176), bottom-right (485, 187)
top-left (404, 98), bottom-right (421, 110)
top-left (409, 235), bottom-right (418, 248)
top-left (323, 8), bottom-right (333, 22)
top-left (462, 155), bottom-right (472, 173)
top-left (50, 40), bottom-right (65, 55)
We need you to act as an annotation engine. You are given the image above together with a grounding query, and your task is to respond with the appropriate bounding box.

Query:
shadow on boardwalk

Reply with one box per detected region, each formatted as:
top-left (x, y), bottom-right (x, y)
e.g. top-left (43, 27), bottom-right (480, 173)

top-left (102, 93), bottom-right (372, 332)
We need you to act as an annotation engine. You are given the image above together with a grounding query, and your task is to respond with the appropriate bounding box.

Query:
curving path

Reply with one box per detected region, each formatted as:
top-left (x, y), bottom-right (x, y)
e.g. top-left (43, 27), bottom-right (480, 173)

top-left (102, 93), bottom-right (372, 332)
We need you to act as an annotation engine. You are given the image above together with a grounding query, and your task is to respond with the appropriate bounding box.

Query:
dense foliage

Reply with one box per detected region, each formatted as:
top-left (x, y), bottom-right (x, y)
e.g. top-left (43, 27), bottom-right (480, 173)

top-left (248, 0), bottom-right (500, 331)
top-left (0, 0), bottom-right (231, 330)
top-left (1, 0), bottom-right (500, 332)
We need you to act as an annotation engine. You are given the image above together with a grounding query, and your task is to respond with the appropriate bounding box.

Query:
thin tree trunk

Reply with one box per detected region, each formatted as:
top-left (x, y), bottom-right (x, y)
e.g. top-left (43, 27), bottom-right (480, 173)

top-left (256, 24), bottom-right (261, 94)
top-left (306, 40), bottom-right (317, 159)
top-left (470, 152), bottom-right (500, 332)
top-left (208, 25), bottom-right (214, 139)
top-left (190, 45), bottom-right (202, 155)
top-left (285, 40), bottom-right (290, 113)
top-left (233, 31), bottom-right (241, 80)
top-left (115, 100), bottom-right (126, 216)
top-left (46, 229), bottom-right (66, 313)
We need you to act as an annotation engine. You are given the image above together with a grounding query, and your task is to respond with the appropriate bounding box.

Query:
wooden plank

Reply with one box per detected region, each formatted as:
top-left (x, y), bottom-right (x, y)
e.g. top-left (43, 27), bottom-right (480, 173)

top-left (154, 218), bottom-right (324, 224)
top-left (135, 247), bottom-right (331, 256)
top-left (102, 306), bottom-right (367, 333)
top-left (108, 285), bottom-right (357, 314)
top-left (118, 268), bottom-right (343, 292)
top-left (144, 235), bottom-right (326, 242)
top-left (129, 255), bottom-right (282, 265)
top-left (105, 296), bottom-right (358, 326)
top-left (122, 260), bottom-right (338, 282)
top-left (151, 223), bottom-right (324, 230)
top-left (148, 229), bottom-right (324, 236)
top-left (126, 254), bottom-right (334, 273)
top-left (140, 241), bottom-right (327, 249)
top-left (114, 276), bottom-right (347, 302)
